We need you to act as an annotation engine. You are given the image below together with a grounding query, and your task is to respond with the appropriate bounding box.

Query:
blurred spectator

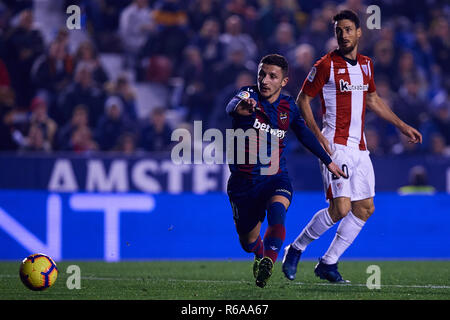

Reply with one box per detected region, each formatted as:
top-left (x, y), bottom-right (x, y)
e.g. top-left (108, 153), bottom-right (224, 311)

top-left (70, 124), bottom-right (98, 153)
top-left (190, 18), bottom-right (224, 75)
top-left (0, 85), bottom-right (14, 111)
top-left (429, 133), bottom-right (450, 157)
top-left (96, 96), bottom-right (132, 151)
top-left (139, 106), bottom-right (173, 152)
top-left (87, 0), bottom-right (129, 52)
top-left (114, 132), bottom-right (138, 154)
top-left (21, 123), bottom-right (50, 152)
top-left (393, 51), bottom-right (427, 93)
top-left (420, 101), bottom-right (450, 154)
top-left (143, 55), bottom-right (173, 84)
top-left (298, 11), bottom-right (330, 57)
top-left (393, 77), bottom-right (428, 130)
top-left (411, 24), bottom-right (436, 85)
top-left (56, 104), bottom-right (90, 151)
top-left (256, 0), bottom-right (297, 44)
top-left (214, 41), bottom-right (256, 91)
top-left (119, 0), bottom-right (155, 68)
top-left (151, 0), bottom-right (189, 67)
top-left (3, 9), bottom-right (44, 108)
top-left (372, 40), bottom-right (396, 88)
top-left (430, 16), bottom-right (450, 80)
top-left (31, 38), bottom-right (74, 124)
top-left (111, 74), bottom-right (138, 122)
top-left (286, 43), bottom-right (315, 97)
top-left (265, 22), bottom-right (297, 59)
top-left (28, 96), bottom-right (57, 149)
top-left (223, 0), bottom-right (258, 21)
top-left (0, 0), bottom-right (448, 157)
top-left (31, 39), bottom-right (74, 93)
top-left (58, 62), bottom-right (106, 127)
top-left (179, 45), bottom-right (210, 121)
top-left (0, 107), bottom-right (21, 150)
top-left (74, 41), bottom-right (109, 86)
top-left (398, 165), bottom-right (436, 195)
top-left (219, 15), bottom-right (257, 63)
top-left (187, 0), bottom-right (221, 33)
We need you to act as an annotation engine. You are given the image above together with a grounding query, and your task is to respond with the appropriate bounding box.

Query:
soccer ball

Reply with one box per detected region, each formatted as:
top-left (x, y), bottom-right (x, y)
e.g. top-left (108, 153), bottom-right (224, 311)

top-left (19, 253), bottom-right (58, 291)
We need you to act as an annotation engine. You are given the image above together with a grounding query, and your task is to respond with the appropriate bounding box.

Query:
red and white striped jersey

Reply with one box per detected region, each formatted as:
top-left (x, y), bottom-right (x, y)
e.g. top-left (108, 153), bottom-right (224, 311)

top-left (301, 50), bottom-right (376, 150)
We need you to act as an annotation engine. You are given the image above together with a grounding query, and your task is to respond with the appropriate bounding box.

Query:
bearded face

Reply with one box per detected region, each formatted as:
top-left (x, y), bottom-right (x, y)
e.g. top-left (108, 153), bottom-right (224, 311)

top-left (335, 19), bottom-right (361, 55)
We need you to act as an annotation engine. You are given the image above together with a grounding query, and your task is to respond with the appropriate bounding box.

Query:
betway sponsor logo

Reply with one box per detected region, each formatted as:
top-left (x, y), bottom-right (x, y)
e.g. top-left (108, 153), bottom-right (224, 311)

top-left (339, 79), bottom-right (368, 92)
top-left (253, 118), bottom-right (287, 139)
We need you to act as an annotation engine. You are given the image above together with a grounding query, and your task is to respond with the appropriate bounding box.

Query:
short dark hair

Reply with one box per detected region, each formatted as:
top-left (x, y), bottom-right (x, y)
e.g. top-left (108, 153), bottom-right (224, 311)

top-left (333, 10), bottom-right (360, 29)
top-left (260, 54), bottom-right (289, 77)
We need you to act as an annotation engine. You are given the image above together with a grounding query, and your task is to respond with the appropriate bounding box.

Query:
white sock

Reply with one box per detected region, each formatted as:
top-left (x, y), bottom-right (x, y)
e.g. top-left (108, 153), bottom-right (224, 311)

top-left (321, 211), bottom-right (365, 264)
top-left (291, 208), bottom-right (335, 251)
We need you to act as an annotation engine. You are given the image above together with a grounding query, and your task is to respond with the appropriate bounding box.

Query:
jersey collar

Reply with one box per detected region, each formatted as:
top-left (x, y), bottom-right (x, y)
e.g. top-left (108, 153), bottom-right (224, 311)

top-left (258, 91), bottom-right (282, 109)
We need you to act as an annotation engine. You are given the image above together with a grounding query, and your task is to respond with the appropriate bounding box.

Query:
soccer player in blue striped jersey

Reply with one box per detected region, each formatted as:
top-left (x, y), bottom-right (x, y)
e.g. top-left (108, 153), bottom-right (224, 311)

top-left (225, 54), bottom-right (345, 288)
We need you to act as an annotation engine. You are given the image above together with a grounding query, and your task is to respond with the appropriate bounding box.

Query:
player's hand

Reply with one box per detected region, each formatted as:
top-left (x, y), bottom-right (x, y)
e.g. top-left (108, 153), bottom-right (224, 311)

top-left (235, 98), bottom-right (257, 116)
top-left (327, 161), bottom-right (347, 179)
top-left (400, 124), bottom-right (422, 144)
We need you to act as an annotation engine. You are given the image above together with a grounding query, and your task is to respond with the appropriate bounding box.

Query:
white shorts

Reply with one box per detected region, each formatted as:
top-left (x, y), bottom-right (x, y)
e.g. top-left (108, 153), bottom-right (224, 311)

top-left (320, 143), bottom-right (375, 202)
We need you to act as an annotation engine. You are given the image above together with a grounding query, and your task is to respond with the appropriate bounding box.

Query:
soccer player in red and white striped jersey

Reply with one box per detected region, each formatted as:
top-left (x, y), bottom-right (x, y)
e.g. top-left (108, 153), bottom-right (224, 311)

top-left (282, 10), bottom-right (422, 283)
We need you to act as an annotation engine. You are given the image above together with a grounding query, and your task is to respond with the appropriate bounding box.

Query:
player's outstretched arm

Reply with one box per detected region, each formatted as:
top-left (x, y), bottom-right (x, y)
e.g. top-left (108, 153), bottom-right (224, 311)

top-left (296, 91), bottom-right (332, 155)
top-left (366, 91), bottom-right (422, 144)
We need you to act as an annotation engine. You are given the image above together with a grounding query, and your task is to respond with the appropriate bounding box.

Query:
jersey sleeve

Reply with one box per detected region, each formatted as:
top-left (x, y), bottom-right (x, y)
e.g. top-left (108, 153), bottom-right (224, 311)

top-left (300, 57), bottom-right (330, 98)
top-left (225, 86), bottom-right (258, 116)
top-left (290, 102), bottom-right (332, 165)
top-left (368, 58), bottom-right (376, 93)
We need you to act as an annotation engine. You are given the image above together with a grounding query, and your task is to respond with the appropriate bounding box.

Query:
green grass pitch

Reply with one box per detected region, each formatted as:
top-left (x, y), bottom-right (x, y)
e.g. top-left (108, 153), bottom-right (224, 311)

top-left (1, 260), bottom-right (449, 300)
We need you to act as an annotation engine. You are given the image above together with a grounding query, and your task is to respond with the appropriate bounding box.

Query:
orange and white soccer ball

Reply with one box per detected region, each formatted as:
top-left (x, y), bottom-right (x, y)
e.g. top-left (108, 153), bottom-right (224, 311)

top-left (19, 253), bottom-right (58, 291)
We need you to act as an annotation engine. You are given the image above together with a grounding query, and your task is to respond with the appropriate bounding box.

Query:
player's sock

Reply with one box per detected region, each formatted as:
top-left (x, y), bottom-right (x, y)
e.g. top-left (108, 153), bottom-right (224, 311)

top-left (321, 211), bottom-right (365, 264)
top-left (240, 235), bottom-right (264, 259)
top-left (291, 208), bottom-right (335, 252)
top-left (263, 202), bottom-right (286, 263)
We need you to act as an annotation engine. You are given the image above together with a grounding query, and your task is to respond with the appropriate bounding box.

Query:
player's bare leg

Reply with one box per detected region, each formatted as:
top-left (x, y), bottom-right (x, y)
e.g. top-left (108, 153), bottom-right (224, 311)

top-left (237, 221), bottom-right (263, 278)
top-left (351, 197), bottom-right (375, 221)
top-left (328, 197), bottom-right (352, 222)
top-left (256, 195), bottom-right (290, 288)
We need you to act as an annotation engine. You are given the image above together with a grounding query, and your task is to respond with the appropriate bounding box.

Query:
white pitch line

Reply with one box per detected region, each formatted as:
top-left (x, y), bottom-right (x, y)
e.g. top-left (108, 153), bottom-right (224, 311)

top-left (166, 278), bottom-right (450, 289)
top-left (2, 274), bottom-right (449, 289)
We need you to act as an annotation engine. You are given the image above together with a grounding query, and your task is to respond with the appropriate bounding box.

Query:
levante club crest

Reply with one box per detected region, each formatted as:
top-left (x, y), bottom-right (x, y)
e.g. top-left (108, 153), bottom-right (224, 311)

top-left (279, 112), bottom-right (288, 124)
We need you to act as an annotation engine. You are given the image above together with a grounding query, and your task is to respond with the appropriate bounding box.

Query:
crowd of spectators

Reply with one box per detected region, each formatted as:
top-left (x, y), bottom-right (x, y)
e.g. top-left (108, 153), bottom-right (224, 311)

top-left (0, 0), bottom-right (449, 157)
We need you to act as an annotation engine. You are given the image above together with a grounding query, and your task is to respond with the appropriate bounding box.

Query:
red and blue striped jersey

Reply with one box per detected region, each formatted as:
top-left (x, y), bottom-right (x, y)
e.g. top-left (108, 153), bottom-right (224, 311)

top-left (226, 85), bottom-right (332, 178)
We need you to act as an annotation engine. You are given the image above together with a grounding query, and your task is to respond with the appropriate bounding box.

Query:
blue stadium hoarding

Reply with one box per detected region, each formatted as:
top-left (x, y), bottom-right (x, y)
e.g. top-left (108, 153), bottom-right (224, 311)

top-left (0, 153), bottom-right (448, 192)
top-left (0, 191), bottom-right (449, 261)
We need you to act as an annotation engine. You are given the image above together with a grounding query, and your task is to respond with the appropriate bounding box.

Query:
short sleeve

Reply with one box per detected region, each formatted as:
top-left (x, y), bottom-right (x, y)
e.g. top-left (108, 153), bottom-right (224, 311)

top-left (301, 57), bottom-right (330, 98)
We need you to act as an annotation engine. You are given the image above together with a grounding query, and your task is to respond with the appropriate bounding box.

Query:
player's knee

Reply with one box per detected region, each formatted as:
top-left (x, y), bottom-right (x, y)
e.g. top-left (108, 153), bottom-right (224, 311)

top-left (353, 204), bottom-right (375, 221)
top-left (329, 202), bottom-right (351, 222)
top-left (363, 204), bottom-right (375, 220)
top-left (239, 235), bottom-right (259, 253)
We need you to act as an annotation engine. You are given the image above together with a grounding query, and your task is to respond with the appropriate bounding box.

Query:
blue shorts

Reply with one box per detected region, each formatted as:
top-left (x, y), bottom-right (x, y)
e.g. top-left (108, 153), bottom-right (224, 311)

top-left (227, 172), bottom-right (293, 235)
